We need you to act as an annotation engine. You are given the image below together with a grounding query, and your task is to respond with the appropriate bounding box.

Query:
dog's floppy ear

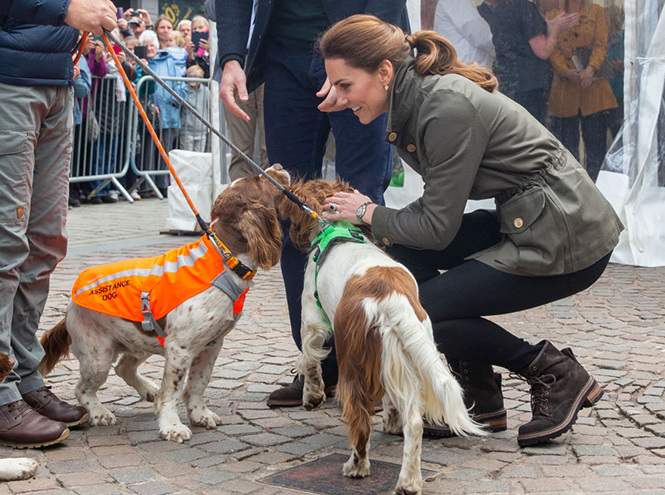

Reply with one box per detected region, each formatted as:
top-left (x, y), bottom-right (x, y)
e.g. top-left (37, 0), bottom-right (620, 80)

top-left (0, 352), bottom-right (14, 382)
top-left (241, 203), bottom-right (283, 270)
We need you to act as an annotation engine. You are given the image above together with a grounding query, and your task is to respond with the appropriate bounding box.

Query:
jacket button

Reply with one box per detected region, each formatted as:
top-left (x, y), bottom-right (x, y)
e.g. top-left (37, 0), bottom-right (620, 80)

top-left (514, 218), bottom-right (524, 228)
top-left (388, 132), bottom-right (397, 142)
top-left (382, 237), bottom-right (391, 246)
top-left (406, 144), bottom-right (416, 152)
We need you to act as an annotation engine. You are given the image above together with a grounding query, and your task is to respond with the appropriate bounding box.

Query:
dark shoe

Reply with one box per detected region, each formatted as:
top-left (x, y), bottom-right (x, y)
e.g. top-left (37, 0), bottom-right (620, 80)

top-left (267, 374), bottom-right (336, 408)
top-left (101, 193), bottom-right (118, 204)
top-left (424, 360), bottom-right (507, 437)
top-left (68, 197), bottom-right (81, 207)
top-left (90, 196), bottom-right (102, 205)
top-left (517, 341), bottom-right (603, 447)
top-left (0, 400), bottom-right (69, 449)
top-left (22, 386), bottom-right (89, 427)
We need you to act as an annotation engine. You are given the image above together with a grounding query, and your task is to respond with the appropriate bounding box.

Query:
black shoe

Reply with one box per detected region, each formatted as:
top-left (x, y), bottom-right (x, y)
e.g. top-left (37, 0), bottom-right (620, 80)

top-left (267, 374), bottom-right (336, 408)
top-left (90, 196), bottom-right (102, 205)
top-left (424, 361), bottom-right (507, 437)
top-left (517, 341), bottom-right (603, 447)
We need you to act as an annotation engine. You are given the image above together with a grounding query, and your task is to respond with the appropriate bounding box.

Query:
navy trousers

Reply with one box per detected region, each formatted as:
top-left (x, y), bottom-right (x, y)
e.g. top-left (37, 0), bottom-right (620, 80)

top-left (262, 36), bottom-right (393, 381)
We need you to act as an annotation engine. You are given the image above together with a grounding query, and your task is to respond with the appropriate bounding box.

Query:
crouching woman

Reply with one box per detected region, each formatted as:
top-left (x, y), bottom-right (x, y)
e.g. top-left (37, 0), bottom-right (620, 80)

top-left (318, 14), bottom-right (623, 446)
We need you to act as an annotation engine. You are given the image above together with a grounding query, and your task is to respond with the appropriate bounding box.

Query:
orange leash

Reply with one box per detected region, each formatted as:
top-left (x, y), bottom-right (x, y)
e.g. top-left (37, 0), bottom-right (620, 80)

top-left (101, 32), bottom-right (255, 280)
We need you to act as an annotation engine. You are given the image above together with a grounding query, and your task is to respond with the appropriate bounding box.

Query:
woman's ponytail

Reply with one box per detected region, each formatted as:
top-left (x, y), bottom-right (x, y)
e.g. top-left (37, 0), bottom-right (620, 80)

top-left (410, 31), bottom-right (498, 92)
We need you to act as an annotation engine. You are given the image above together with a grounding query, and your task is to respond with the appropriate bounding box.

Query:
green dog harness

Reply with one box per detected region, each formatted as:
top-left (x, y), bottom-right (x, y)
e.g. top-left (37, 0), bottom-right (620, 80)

top-left (310, 222), bottom-right (366, 328)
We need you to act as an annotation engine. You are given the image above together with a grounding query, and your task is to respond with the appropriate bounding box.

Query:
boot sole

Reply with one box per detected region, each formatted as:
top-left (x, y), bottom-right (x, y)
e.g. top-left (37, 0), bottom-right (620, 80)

top-left (0, 428), bottom-right (70, 449)
top-left (518, 378), bottom-right (603, 447)
top-left (423, 408), bottom-right (507, 438)
top-left (65, 412), bottom-right (90, 427)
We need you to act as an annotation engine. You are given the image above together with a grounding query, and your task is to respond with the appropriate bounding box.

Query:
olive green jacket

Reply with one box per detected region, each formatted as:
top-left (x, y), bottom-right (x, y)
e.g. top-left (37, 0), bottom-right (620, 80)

top-left (371, 57), bottom-right (623, 276)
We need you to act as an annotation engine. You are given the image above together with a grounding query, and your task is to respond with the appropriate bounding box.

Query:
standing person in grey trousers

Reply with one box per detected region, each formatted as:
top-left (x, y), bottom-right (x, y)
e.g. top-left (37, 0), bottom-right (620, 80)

top-left (0, 0), bottom-right (117, 449)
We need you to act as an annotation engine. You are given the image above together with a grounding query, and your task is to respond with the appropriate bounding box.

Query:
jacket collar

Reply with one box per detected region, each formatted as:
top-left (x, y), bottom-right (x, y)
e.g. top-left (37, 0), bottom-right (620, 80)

top-left (385, 56), bottom-right (419, 140)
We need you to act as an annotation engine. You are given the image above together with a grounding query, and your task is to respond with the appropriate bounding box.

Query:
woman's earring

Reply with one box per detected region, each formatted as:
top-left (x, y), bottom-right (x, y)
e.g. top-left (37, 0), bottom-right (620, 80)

top-left (384, 84), bottom-right (389, 91)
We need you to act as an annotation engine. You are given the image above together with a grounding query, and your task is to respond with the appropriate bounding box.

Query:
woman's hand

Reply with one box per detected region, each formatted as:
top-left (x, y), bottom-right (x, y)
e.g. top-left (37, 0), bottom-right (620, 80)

top-left (579, 65), bottom-right (595, 88)
top-left (564, 69), bottom-right (580, 83)
top-left (317, 77), bottom-right (346, 113)
top-left (321, 190), bottom-right (376, 225)
top-left (198, 37), bottom-right (209, 52)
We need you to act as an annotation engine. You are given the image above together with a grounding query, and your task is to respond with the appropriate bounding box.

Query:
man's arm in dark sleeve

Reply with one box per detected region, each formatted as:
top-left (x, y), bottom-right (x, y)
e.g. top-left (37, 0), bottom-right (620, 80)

top-left (0, 0), bottom-right (70, 26)
top-left (215, 0), bottom-right (254, 70)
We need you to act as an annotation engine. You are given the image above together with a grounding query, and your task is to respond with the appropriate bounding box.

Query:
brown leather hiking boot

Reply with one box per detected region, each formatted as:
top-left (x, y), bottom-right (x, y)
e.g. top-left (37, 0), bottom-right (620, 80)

top-left (0, 400), bottom-right (69, 449)
top-left (22, 386), bottom-right (89, 427)
top-left (267, 374), bottom-right (337, 407)
top-left (424, 360), bottom-right (507, 437)
top-left (517, 341), bottom-right (603, 447)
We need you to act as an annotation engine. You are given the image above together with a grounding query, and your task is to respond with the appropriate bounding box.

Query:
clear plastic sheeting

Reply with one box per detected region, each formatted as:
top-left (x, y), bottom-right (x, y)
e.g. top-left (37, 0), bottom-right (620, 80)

top-left (596, 0), bottom-right (665, 266)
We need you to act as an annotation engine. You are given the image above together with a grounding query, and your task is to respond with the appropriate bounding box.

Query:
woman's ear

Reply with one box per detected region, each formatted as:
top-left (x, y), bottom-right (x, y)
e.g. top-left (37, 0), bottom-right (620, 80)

top-left (378, 59), bottom-right (394, 88)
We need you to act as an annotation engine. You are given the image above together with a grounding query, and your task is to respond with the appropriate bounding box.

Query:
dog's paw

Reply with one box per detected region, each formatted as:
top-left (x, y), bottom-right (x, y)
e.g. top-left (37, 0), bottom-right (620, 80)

top-left (394, 479), bottom-right (422, 495)
top-left (89, 407), bottom-right (116, 426)
top-left (342, 455), bottom-right (370, 478)
top-left (189, 407), bottom-right (222, 429)
top-left (140, 382), bottom-right (160, 403)
top-left (302, 391), bottom-right (326, 411)
top-left (0, 457), bottom-right (39, 481)
top-left (159, 423), bottom-right (192, 443)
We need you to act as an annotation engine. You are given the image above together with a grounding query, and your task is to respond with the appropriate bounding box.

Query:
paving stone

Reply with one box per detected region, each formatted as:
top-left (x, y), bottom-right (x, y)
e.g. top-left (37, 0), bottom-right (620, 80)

top-left (128, 481), bottom-right (180, 495)
top-left (109, 468), bottom-right (156, 484)
top-left (191, 470), bottom-right (239, 485)
top-left (198, 439), bottom-right (251, 455)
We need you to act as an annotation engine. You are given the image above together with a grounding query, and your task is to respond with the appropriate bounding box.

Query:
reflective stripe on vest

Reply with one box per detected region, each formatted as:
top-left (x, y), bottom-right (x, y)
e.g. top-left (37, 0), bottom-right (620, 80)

top-left (72, 235), bottom-right (248, 345)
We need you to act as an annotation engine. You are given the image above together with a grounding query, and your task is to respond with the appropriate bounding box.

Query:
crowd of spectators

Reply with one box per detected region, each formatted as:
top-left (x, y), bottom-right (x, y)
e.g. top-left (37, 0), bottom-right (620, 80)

top-left (69, 8), bottom-right (211, 207)
top-left (425, 0), bottom-right (625, 183)
top-left (70, 1), bottom-right (625, 208)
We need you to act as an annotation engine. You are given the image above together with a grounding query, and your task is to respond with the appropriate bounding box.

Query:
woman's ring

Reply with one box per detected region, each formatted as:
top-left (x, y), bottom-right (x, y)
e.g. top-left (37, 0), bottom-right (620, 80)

top-left (329, 204), bottom-right (337, 211)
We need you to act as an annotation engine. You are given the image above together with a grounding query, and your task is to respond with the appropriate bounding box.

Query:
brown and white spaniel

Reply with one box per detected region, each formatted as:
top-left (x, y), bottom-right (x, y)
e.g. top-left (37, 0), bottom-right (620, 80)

top-left (0, 352), bottom-right (39, 480)
top-left (281, 178), bottom-right (485, 495)
top-left (38, 165), bottom-right (288, 443)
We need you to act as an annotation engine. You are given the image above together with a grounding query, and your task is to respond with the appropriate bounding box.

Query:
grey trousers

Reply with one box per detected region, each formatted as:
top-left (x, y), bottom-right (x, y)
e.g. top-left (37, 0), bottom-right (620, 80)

top-left (225, 84), bottom-right (269, 181)
top-left (0, 83), bottom-right (73, 406)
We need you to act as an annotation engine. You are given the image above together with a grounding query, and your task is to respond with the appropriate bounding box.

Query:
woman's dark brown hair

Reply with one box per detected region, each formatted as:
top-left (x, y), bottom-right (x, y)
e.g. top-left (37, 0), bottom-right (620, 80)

top-left (319, 14), bottom-right (497, 92)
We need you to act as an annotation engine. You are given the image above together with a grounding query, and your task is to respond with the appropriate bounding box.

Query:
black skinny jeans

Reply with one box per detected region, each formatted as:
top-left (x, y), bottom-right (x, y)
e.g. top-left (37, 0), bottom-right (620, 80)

top-left (387, 210), bottom-right (611, 374)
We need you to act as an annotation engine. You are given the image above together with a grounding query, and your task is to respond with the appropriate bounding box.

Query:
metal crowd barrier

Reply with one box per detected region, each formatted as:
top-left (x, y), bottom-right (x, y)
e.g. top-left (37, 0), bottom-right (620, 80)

top-left (70, 74), bottom-right (214, 203)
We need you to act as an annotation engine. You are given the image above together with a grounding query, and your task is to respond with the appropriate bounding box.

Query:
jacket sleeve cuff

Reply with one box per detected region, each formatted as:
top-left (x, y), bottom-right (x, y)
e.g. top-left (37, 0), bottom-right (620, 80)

top-left (10, 0), bottom-right (70, 26)
top-left (219, 54), bottom-right (244, 71)
top-left (369, 206), bottom-right (394, 247)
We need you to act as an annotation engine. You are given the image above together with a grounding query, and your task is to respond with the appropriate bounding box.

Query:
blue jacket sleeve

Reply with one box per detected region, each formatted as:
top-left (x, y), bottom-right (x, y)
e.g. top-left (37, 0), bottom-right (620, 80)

top-left (215, 0), bottom-right (254, 69)
top-left (0, 0), bottom-right (70, 26)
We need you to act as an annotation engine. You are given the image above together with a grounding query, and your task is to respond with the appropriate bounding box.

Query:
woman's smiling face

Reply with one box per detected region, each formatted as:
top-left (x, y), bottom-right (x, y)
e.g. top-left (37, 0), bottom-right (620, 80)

top-left (325, 58), bottom-right (391, 124)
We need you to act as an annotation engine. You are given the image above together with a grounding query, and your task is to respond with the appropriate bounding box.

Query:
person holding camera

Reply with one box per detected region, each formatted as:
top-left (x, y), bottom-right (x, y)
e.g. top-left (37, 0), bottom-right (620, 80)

top-left (185, 15), bottom-right (210, 79)
top-left (0, 0), bottom-right (117, 449)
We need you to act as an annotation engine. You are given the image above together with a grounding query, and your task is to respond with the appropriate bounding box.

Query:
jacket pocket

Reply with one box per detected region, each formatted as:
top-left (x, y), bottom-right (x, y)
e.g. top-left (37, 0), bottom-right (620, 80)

top-left (497, 186), bottom-right (565, 274)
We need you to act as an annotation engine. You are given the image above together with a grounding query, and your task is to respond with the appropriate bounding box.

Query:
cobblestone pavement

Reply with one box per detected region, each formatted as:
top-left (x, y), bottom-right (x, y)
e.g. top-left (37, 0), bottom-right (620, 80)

top-left (2, 198), bottom-right (665, 495)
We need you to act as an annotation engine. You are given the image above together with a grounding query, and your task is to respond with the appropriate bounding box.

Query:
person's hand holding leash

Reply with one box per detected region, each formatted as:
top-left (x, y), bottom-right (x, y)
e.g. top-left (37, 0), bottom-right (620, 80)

top-left (65, 0), bottom-right (118, 36)
top-left (220, 60), bottom-right (250, 122)
top-left (322, 190), bottom-right (376, 225)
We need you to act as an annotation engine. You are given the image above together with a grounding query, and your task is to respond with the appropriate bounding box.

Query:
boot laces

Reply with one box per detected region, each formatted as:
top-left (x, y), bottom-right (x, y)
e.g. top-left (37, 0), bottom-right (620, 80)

top-left (526, 374), bottom-right (556, 417)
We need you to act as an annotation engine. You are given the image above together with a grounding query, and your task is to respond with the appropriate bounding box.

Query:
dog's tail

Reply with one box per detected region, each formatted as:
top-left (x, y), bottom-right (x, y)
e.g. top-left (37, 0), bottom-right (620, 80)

top-left (377, 294), bottom-right (486, 438)
top-left (38, 317), bottom-right (71, 376)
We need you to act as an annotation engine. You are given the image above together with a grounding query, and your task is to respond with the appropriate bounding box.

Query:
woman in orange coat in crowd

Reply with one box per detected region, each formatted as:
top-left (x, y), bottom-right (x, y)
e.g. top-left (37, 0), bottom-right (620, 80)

top-left (547, 0), bottom-right (617, 181)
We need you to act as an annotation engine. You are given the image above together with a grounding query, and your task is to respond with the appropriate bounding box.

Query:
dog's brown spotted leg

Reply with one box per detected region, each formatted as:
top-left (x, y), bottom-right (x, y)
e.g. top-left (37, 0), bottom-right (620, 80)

top-left (74, 345), bottom-right (116, 426)
top-left (156, 340), bottom-right (194, 442)
top-left (184, 339), bottom-right (224, 429)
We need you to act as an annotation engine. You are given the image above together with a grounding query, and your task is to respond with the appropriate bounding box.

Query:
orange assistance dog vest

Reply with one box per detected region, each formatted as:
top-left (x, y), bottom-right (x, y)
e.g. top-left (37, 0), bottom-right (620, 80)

top-left (72, 235), bottom-right (248, 346)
